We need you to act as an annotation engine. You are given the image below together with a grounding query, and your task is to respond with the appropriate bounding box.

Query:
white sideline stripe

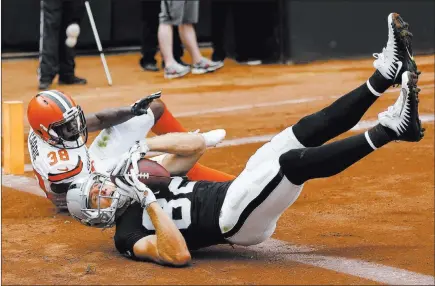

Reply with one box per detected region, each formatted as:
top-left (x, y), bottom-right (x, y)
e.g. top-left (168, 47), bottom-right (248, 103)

top-left (16, 113), bottom-right (435, 174)
top-left (2, 174), bottom-right (46, 197)
top-left (173, 84), bottom-right (435, 118)
top-left (215, 114), bottom-right (435, 148)
top-left (175, 97), bottom-right (322, 117)
top-left (250, 239), bottom-right (435, 285)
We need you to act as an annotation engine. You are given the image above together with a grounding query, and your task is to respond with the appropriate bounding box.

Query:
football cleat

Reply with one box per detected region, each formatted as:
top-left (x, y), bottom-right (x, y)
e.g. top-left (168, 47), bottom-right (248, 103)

top-left (378, 71), bottom-right (424, 142)
top-left (373, 13), bottom-right (419, 85)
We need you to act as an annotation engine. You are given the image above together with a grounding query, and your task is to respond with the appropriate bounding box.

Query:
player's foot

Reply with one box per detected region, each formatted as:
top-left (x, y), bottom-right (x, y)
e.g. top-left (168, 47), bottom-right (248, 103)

top-left (373, 13), bottom-right (419, 85)
top-left (378, 71), bottom-right (424, 142)
top-left (201, 129), bottom-right (226, 147)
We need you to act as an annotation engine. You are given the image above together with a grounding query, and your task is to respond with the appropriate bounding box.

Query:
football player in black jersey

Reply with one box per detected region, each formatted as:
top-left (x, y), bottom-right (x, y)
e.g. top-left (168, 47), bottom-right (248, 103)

top-left (66, 13), bottom-right (424, 267)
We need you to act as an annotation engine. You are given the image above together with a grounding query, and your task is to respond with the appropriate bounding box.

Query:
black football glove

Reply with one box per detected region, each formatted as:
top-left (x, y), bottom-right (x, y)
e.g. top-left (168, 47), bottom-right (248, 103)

top-left (131, 91), bottom-right (162, 116)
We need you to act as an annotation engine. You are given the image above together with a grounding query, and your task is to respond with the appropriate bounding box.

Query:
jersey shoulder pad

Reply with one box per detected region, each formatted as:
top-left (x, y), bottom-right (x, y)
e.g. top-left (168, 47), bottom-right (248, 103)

top-left (47, 155), bottom-right (85, 183)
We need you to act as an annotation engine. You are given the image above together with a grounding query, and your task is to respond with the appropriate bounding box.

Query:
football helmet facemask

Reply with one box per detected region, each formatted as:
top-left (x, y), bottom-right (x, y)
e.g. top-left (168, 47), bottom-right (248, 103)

top-left (66, 173), bottom-right (130, 228)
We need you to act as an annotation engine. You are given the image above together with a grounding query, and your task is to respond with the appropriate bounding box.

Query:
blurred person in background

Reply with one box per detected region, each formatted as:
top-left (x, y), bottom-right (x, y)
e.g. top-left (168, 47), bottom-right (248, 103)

top-left (139, 0), bottom-right (187, 72)
top-left (210, 0), bottom-right (231, 63)
top-left (38, 0), bottom-right (87, 90)
top-left (158, 0), bottom-right (223, 79)
top-left (232, 1), bottom-right (280, 65)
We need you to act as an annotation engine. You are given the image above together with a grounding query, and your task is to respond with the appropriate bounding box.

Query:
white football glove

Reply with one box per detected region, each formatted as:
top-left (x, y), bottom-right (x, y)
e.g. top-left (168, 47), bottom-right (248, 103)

top-left (110, 140), bottom-right (150, 178)
top-left (114, 169), bottom-right (156, 208)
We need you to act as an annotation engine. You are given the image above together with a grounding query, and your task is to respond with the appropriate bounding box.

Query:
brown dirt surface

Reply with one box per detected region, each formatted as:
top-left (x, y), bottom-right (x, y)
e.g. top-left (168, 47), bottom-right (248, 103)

top-left (2, 51), bottom-right (434, 284)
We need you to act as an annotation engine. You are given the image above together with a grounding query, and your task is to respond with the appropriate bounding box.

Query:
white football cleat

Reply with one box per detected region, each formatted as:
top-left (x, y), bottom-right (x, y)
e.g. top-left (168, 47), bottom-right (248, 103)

top-left (378, 71), bottom-right (424, 142)
top-left (373, 13), bottom-right (418, 85)
top-left (201, 129), bottom-right (226, 147)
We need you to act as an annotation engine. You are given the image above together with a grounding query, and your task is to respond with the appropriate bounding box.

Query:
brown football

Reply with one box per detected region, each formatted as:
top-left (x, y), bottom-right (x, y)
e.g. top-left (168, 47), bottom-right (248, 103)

top-left (110, 158), bottom-right (171, 189)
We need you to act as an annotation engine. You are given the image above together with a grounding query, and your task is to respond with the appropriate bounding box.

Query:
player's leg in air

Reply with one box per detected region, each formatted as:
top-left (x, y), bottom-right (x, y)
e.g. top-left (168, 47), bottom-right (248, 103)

top-left (219, 13), bottom-right (423, 246)
top-left (280, 71), bottom-right (423, 185)
top-left (151, 100), bottom-right (236, 182)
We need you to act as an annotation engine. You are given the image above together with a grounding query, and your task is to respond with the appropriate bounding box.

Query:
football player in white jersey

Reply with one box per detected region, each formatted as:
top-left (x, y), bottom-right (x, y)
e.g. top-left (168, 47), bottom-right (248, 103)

top-left (27, 90), bottom-right (166, 210)
top-left (27, 90), bottom-right (234, 211)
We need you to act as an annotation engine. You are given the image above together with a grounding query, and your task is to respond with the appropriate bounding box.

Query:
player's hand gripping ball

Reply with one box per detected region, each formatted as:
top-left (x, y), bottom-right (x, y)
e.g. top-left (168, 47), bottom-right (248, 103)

top-left (110, 158), bottom-right (171, 190)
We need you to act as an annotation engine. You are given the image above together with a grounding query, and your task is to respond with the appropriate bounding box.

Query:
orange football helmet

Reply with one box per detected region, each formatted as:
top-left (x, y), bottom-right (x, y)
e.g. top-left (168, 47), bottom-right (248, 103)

top-left (27, 90), bottom-right (88, 149)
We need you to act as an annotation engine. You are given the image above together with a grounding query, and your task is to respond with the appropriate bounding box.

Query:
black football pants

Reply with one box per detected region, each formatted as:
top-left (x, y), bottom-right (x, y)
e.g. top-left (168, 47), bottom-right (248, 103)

top-left (39, 0), bottom-right (85, 83)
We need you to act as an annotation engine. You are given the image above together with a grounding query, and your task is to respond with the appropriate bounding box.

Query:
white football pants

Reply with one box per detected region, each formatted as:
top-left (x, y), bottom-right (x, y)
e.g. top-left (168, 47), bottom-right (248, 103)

top-left (219, 126), bottom-right (305, 246)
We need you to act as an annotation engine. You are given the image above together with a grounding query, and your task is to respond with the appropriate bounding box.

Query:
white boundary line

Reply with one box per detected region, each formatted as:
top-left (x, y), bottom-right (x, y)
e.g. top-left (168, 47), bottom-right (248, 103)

top-left (214, 114), bottom-right (435, 147)
top-left (175, 97), bottom-right (323, 117)
top-left (174, 84), bottom-right (434, 118)
top-left (2, 174), bottom-right (45, 197)
top-left (248, 239), bottom-right (435, 285)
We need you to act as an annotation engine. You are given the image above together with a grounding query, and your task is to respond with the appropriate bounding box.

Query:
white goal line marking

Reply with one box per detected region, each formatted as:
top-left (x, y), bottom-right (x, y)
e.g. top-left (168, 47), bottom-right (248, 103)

top-left (248, 239), bottom-right (434, 285)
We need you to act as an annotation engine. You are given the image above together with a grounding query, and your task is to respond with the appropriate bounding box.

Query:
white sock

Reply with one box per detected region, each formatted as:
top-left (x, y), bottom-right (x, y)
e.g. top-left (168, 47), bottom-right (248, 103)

top-left (201, 129), bottom-right (226, 147)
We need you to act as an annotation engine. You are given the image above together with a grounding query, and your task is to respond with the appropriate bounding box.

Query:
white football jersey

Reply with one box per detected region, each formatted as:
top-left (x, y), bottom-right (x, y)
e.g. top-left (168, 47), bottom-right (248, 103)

top-left (28, 130), bottom-right (95, 209)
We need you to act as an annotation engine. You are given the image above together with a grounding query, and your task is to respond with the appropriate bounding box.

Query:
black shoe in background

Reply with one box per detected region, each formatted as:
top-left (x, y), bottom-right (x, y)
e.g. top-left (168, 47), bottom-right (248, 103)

top-left (177, 59), bottom-right (189, 67)
top-left (140, 58), bottom-right (159, 72)
top-left (58, 75), bottom-right (87, 85)
top-left (141, 62), bottom-right (159, 72)
top-left (38, 81), bottom-right (52, 90)
top-left (212, 52), bottom-right (225, 62)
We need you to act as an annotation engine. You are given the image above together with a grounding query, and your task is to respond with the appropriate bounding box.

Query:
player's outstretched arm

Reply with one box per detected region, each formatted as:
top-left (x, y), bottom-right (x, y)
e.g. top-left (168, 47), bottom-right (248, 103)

top-left (86, 106), bottom-right (134, 132)
top-left (132, 202), bottom-right (191, 266)
top-left (86, 93), bottom-right (163, 132)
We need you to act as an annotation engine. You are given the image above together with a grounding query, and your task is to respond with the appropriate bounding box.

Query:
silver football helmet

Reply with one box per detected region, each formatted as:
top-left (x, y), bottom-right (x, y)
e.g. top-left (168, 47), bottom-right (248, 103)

top-left (66, 173), bottom-right (130, 228)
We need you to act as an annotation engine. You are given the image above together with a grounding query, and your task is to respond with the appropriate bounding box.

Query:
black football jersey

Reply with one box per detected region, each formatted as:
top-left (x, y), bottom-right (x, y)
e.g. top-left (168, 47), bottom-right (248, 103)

top-left (114, 176), bottom-right (233, 256)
